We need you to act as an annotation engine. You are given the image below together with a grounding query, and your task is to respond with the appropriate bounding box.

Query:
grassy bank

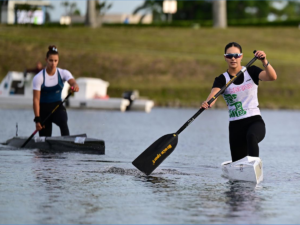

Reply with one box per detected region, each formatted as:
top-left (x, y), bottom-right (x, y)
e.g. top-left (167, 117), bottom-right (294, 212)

top-left (1, 26), bottom-right (300, 109)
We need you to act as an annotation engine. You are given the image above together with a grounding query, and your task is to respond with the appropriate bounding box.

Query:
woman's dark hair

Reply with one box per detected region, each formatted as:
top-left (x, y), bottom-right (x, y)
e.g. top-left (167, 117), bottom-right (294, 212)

top-left (46, 45), bottom-right (59, 58)
top-left (224, 42), bottom-right (242, 53)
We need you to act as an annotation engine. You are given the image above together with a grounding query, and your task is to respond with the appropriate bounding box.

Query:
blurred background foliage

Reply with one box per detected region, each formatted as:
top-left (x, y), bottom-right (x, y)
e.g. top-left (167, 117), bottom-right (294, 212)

top-left (1, 26), bottom-right (299, 108)
top-left (131, 0), bottom-right (300, 26)
top-left (1, 0), bottom-right (300, 108)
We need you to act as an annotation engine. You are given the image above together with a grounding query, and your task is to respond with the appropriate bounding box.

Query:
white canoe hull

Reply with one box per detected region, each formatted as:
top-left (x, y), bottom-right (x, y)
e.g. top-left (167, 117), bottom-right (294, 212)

top-left (221, 156), bottom-right (263, 184)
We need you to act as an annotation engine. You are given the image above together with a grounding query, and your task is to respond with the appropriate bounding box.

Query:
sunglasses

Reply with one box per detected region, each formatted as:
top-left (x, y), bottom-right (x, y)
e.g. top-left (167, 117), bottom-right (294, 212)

top-left (224, 53), bottom-right (243, 59)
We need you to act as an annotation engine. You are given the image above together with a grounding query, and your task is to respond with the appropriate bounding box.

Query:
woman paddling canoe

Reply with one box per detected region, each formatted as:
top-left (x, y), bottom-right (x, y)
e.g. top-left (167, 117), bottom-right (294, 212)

top-left (201, 42), bottom-right (277, 162)
top-left (32, 45), bottom-right (79, 137)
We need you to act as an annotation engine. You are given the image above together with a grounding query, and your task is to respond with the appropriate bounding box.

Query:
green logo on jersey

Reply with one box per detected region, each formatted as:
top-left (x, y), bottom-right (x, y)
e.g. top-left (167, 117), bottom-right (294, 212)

top-left (224, 94), bottom-right (237, 105)
top-left (224, 94), bottom-right (247, 118)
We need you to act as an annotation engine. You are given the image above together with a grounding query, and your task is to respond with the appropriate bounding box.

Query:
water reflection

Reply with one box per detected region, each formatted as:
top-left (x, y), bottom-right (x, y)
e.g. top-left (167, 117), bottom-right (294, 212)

top-left (133, 172), bottom-right (266, 223)
top-left (136, 175), bottom-right (176, 190)
top-left (33, 150), bottom-right (68, 159)
top-left (31, 152), bottom-right (67, 222)
top-left (223, 181), bottom-right (264, 222)
top-left (31, 152), bottom-right (109, 224)
top-left (132, 167), bottom-right (193, 193)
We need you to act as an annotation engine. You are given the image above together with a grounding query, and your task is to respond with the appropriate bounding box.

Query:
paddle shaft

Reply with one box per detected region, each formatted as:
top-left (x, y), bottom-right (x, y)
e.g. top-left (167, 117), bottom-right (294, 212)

top-left (21, 91), bottom-right (73, 148)
top-left (176, 53), bottom-right (258, 135)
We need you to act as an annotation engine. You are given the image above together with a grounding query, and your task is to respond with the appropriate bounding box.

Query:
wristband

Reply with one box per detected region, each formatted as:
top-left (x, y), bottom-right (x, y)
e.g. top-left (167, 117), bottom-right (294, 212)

top-left (34, 116), bottom-right (41, 123)
top-left (263, 61), bottom-right (270, 68)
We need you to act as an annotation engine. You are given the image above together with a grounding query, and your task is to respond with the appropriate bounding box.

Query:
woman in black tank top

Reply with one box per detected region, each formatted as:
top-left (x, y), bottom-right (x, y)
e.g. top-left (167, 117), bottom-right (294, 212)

top-left (201, 42), bottom-right (277, 162)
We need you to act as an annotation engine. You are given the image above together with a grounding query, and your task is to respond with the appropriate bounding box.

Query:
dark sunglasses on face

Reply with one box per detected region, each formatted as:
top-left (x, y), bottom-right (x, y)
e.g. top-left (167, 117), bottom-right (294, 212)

top-left (224, 53), bottom-right (243, 59)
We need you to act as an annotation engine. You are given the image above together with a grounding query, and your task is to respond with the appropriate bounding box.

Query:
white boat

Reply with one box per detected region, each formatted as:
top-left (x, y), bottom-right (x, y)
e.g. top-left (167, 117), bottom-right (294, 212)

top-left (0, 71), bottom-right (154, 112)
top-left (221, 156), bottom-right (263, 184)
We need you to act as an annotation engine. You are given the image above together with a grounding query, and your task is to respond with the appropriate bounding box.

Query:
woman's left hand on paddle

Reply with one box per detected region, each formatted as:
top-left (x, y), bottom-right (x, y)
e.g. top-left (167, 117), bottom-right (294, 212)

top-left (255, 50), bottom-right (268, 62)
top-left (201, 101), bottom-right (211, 109)
top-left (72, 84), bottom-right (79, 92)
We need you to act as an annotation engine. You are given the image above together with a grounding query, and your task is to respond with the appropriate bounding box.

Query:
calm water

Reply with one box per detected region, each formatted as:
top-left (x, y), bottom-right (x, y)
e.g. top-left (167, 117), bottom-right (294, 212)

top-left (0, 107), bottom-right (299, 224)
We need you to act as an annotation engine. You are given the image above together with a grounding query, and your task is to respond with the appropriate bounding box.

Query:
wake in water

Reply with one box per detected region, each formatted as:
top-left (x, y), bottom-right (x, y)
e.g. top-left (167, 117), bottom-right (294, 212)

top-left (0, 145), bottom-right (21, 151)
top-left (89, 166), bottom-right (190, 176)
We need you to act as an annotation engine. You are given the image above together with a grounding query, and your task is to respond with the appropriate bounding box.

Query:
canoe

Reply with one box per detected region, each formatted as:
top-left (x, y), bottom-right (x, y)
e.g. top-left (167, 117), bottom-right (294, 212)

top-left (2, 134), bottom-right (105, 154)
top-left (221, 156), bottom-right (263, 184)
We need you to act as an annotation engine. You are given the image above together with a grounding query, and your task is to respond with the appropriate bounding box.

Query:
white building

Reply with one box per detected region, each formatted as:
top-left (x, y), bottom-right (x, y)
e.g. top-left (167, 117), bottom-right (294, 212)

top-left (0, 0), bottom-right (50, 24)
top-left (60, 13), bottom-right (153, 25)
top-left (102, 13), bottom-right (153, 24)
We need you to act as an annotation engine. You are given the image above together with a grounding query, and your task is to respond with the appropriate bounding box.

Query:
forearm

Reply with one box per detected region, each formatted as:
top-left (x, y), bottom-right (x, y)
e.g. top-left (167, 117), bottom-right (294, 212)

top-left (263, 60), bottom-right (277, 81)
top-left (206, 88), bottom-right (221, 107)
top-left (68, 78), bottom-right (76, 86)
top-left (33, 90), bottom-right (40, 117)
top-left (256, 50), bottom-right (277, 81)
top-left (33, 97), bottom-right (43, 130)
top-left (68, 78), bottom-right (79, 92)
top-left (33, 98), bottom-right (40, 117)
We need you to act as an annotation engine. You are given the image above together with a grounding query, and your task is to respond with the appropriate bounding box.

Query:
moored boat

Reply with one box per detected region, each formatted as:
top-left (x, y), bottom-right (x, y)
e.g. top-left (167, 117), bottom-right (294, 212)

top-left (221, 156), bottom-right (263, 184)
top-left (2, 134), bottom-right (105, 154)
top-left (0, 71), bottom-right (154, 112)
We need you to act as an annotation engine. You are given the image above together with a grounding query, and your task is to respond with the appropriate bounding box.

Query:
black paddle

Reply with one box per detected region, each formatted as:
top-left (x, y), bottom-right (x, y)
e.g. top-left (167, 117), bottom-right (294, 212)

top-left (132, 50), bottom-right (259, 175)
top-left (21, 88), bottom-right (74, 148)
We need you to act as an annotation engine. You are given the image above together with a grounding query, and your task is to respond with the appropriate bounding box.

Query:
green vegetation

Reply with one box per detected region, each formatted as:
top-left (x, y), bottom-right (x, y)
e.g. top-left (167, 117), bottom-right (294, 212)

top-left (102, 19), bottom-right (300, 28)
top-left (1, 26), bottom-right (300, 109)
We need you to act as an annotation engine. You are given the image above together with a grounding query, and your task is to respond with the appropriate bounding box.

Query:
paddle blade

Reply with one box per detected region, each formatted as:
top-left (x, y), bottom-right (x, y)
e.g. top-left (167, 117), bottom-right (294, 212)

top-left (132, 133), bottom-right (178, 175)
